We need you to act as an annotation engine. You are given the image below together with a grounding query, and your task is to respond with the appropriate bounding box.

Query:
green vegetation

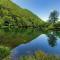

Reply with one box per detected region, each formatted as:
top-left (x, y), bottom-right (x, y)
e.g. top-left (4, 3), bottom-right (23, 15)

top-left (48, 10), bottom-right (59, 24)
top-left (0, 0), bottom-right (59, 31)
top-left (0, 0), bottom-right (44, 59)
top-left (47, 10), bottom-right (60, 31)
top-left (0, 0), bottom-right (60, 60)
top-left (0, 0), bottom-right (44, 29)
top-left (0, 46), bottom-right (10, 60)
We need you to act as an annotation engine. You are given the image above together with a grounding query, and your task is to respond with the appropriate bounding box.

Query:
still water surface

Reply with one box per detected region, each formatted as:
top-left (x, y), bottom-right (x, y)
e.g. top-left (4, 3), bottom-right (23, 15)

top-left (10, 31), bottom-right (60, 60)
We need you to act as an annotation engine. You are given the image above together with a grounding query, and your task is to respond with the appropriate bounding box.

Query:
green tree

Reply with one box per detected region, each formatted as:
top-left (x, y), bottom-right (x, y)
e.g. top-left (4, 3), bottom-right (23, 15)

top-left (48, 10), bottom-right (59, 24)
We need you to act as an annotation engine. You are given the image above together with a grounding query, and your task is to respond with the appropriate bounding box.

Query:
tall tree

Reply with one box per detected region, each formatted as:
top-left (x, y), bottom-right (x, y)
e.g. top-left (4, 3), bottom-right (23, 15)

top-left (48, 10), bottom-right (59, 24)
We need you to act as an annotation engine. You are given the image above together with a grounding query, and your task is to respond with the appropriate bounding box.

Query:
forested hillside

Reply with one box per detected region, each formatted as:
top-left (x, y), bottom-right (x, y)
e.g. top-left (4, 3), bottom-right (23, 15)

top-left (0, 0), bottom-right (44, 29)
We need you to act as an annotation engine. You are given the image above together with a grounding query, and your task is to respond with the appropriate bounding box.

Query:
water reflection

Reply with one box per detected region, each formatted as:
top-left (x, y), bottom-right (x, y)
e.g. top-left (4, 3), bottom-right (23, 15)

top-left (10, 30), bottom-right (60, 60)
top-left (0, 28), bottom-right (41, 48)
top-left (48, 31), bottom-right (57, 47)
top-left (0, 28), bottom-right (60, 59)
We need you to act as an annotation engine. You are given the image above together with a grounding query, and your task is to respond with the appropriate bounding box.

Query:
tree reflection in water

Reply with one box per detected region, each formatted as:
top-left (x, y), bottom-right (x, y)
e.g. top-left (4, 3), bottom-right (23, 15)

top-left (48, 31), bottom-right (57, 47)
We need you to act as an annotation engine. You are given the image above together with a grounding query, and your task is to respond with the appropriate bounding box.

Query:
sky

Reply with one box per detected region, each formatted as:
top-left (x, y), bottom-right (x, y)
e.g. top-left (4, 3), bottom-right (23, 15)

top-left (12, 0), bottom-right (60, 21)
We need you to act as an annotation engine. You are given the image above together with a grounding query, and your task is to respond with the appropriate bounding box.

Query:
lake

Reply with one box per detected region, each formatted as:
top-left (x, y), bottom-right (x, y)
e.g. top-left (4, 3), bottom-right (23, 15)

top-left (9, 29), bottom-right (60, 60)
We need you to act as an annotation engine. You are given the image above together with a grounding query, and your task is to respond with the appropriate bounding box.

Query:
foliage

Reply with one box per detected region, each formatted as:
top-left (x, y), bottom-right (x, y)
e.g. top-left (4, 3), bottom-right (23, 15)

top-left (0, 0), bottom-right (44, 29)
top-left (0, 46), bottom-right (10, 60)
top-left (48, 10), bottom-right (59, 24)
top-left (0, 0), bottom-right (60, 60)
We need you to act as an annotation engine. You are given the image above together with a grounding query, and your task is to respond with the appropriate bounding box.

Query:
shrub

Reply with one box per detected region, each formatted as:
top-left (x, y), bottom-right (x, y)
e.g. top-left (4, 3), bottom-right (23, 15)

top-left (0, 46), bottom-right (10, 60)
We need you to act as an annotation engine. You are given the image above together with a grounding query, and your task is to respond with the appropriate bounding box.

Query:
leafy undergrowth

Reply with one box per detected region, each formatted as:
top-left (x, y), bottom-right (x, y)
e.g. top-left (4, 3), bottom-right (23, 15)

top-left (0, 46), bottom-right (11, 60)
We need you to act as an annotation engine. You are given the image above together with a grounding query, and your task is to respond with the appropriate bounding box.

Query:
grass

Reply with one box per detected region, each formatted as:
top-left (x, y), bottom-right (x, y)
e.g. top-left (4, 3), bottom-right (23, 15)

top-left (0, 46), bottom-right (11, 60)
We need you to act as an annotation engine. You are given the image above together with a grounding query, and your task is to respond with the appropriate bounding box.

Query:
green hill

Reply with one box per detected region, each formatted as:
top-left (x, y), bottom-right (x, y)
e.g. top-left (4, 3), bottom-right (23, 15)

top-left (0, 0), bottom-right (44, 29)
top-left (0, 0), bottom-right (45, 48)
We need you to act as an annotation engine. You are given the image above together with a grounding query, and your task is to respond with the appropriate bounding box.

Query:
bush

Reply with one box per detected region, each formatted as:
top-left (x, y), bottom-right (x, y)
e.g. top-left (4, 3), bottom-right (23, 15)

top-left (0, 46), bottom-right (10, 60)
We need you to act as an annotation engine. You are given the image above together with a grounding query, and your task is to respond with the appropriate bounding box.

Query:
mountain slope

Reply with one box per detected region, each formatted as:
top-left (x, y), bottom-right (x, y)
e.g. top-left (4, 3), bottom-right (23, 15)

top-left (0, 0), bottom-right (44, 28)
